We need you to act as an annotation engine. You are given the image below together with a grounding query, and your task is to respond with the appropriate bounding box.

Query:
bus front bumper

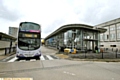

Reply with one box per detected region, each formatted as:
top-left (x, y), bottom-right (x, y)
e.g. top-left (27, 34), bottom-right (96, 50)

top-left (16, 53), bottom-right (41, 58)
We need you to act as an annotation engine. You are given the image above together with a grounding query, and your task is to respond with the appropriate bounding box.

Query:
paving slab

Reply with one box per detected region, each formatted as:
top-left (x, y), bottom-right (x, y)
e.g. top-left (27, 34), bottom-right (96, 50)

top-left (0, 49), bottom-right (15, 61)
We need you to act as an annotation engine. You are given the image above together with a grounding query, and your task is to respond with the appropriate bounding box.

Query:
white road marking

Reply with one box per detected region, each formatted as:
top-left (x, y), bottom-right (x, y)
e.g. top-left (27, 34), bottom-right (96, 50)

top-left (19, 60), bottom-right (26, 62)
top-left (63, 71), bottom-right (67, 73)
top-left (8, 57), bottom-right (18, 62)
top-left (30, 59), bottom-right (36, 61)
top-left (7, 55), bottom-right (58, 62)
top-left (2, 56), bottom-right (13, 61)
top-left (63, 71), bottom-right (76, 76)
top-left (71, 73), bottom-right (75, 76)
top-left (46, 55), bottom-right (54, 60)
top-left (40, 55), bottom-right (45, 60)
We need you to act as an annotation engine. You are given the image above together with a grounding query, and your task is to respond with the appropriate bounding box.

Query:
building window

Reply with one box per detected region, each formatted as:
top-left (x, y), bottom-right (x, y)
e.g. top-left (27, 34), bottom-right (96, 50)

top-left (110, 25), bottom-right (115, 31)
top-left (117, 33), bottom-right (120, 39)
top-left (117, 26), bottom-right (120, 29)
top-left (110, 45), bottom-right (116, 47)
top-left (110, 33), bottom-right (115, 40)
top-left (117, 23), bottom-right (120, 28)
top-left (107, 35), bottom-right (109, 39)
top-left (102, 34), bottom-right (105, 40)
top-left (104, 34), bottom-right (109, 40)
top-left (1, 37), bottom-right (10, 41)
top-left (104, 26), bottom-right (109, 31)
top-left (100, 35), bottom-right (103, 40)
top-left (110, 27), bottom-right (115, 31)
top-left (100, 45), bottom-right (104, 47)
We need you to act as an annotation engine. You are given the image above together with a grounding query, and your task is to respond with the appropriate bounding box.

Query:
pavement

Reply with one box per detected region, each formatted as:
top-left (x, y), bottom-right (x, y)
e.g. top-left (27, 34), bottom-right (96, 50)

top-left (55, 54), bottom-right (69, 59)
top-left (44, 46), bottom-right (120, 62)
top-left (0, 49), bottom-right (15, 61)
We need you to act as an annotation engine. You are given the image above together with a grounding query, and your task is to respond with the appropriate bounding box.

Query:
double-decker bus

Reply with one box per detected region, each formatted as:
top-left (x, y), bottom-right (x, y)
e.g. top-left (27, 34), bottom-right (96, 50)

top-left (16, 22), bottom-right (41, 59)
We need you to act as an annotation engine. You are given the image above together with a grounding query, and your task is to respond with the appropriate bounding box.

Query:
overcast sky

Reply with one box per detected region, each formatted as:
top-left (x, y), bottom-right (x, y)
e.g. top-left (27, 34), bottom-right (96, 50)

top-left (0, 0), bottom-right (120, 38)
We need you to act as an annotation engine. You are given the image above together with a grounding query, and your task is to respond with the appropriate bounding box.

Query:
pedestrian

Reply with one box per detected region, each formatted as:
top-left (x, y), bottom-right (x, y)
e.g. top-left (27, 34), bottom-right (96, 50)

top-left (95, 45), bottom-right (98, 53)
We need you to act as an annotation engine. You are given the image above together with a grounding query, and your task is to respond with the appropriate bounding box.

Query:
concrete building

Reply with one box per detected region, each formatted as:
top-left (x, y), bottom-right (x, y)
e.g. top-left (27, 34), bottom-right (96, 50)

top-left (9, 27), bottom-right (18, 38)
top-left (95, 18), bottom-right (120, 51)
top-left (45, 24), bottom-right (106, 52)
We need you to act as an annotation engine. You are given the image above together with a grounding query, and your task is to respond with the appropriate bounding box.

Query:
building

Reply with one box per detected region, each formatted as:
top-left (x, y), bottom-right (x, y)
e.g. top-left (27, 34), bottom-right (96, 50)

top-left (45, 24), bottom-right (106, 52)
top-left (95, 18), bottom-right (120, 51)
top-left (9, 27), bottom-right (18, 38)
top-left (0, 32), bottom-right (16, 49)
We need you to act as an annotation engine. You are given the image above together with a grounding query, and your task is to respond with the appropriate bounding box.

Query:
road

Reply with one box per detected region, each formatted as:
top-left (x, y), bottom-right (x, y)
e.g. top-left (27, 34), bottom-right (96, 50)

top-left (0, 46), bottom-right (120, 80)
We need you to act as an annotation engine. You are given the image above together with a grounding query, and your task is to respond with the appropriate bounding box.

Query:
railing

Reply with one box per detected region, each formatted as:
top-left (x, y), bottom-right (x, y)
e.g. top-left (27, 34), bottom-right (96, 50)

top-left (5, 47), bottom-right (16, 55)
top-left (69, 48), bottom-right (120, 59)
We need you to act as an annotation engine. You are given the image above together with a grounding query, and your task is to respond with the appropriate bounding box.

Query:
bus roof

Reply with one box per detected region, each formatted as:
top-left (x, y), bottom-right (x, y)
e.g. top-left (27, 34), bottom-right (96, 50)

top-left (20, 22), bottom-right (40, 26)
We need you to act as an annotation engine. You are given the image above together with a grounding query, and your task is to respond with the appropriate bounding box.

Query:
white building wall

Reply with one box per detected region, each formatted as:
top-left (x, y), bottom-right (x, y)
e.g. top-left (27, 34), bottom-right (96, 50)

top-left (97, 18), bottom-right (120, 50)
top-left (0, 41), bottom-right (15, 49)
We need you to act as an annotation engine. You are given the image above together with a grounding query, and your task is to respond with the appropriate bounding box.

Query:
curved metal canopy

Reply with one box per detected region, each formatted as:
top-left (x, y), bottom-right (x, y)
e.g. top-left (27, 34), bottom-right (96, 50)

top-left (45, 24), bottom-right (107, 40)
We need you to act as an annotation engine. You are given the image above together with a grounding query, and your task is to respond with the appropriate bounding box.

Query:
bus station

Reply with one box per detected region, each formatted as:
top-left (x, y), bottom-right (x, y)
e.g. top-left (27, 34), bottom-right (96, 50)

top-left (0, 32), bottom-right (16, 49)
top-left (0, 32), bottom-right (16, 56)
top-left (44, 24), bottom-right (107, 53)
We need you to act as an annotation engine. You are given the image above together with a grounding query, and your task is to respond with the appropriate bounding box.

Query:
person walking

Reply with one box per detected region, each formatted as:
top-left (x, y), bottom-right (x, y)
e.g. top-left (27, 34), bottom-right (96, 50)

top-left (95, 45), bottom-right (98, 53)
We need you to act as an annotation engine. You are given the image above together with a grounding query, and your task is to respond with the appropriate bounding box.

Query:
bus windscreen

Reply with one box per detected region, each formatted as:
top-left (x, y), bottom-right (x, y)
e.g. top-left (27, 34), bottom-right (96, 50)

top-left (20, 22), bottom-right (40, 31)
top-left (18, 38), bottom-right (40, 50)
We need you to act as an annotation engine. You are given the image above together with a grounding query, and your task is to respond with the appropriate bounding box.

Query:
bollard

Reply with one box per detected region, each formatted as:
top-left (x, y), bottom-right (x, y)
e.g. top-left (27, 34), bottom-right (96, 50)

top-left (85, 50), bottom-right (86, 58)
top-left (112, 48), bottom-right (113, 51)
top-left (5, 47), bottom-right (9, 55)
top-left (102, 51), bottom-right (103, 59)
top-left (13, 47), bottom-right (16, 52)
top-left (5, 48), bottom-right (7, 55)
top-left (116, 51), bottom-right (117, 58)
top-left (12, 47), bottom-right (13, 52)
top-left (9, 48), bottom-right (11, 54)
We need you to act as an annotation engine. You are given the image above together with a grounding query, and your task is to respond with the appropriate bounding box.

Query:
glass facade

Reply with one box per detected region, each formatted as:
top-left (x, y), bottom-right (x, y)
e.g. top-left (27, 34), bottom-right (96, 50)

top-left (100, 34), bottom-right (102, 41)
top-left (117, 23), bottom-right (120, 29)
top-left (45, 28), bottom-right (100, 51)
top-left (109, 33), bottom-right (116, 41)
top-left (110, 25), bottom-right (115, 31)
top-left (117, 33), bottom-right (120, 39)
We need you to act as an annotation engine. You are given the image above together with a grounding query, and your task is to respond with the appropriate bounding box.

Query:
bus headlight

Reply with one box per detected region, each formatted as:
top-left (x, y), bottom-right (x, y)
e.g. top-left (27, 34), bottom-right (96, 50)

top-left (35, 53), bottom-right (39, 55)
top-left (17, 53), bottom-right (23, 56)
top-left (19, 54), bottom-right (24, 56)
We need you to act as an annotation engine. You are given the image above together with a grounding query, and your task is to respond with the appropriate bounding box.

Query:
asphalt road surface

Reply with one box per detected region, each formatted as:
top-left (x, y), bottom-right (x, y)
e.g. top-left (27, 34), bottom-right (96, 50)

top-left (0, 46), bottom-right (120, 80)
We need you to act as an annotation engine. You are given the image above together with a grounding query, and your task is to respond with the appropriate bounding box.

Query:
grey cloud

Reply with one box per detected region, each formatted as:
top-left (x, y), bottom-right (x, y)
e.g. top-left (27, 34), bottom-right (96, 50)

top-left (43, 19), bottom-right (65, 34)
top-left (0, 0), bottom-right (22, 21)
top-left (77, 0), bottom-right (120, 25)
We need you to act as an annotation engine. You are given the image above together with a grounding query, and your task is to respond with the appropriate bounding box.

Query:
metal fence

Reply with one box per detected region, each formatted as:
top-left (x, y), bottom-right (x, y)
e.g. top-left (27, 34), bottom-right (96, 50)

top-left (69, 48), bottom-right (120, 59)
